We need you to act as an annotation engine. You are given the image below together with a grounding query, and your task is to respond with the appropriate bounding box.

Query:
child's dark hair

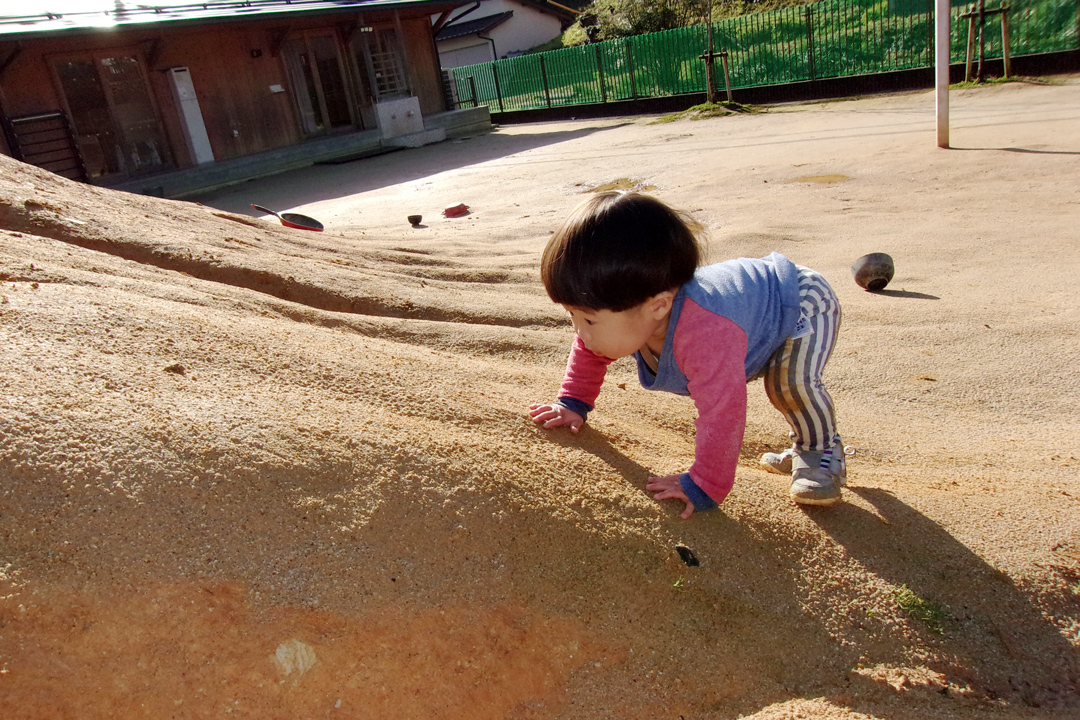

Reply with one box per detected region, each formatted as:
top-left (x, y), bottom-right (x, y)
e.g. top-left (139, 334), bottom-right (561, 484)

top-left (541, 191), bottom-right (702, 311)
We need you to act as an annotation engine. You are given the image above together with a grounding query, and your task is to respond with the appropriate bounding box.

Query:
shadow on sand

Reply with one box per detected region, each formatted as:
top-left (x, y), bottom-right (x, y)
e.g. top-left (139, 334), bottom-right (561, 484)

top-left (869, 288), bottom-right (940, 300)
top-left (953, 146), bottom-right (1080, 156)
top-left (552, 425), bottom-right (1079, 713)
top-left (807, 487), bottom-right (1080, 710)
top-left (192, 123), bottom-right (633, 215)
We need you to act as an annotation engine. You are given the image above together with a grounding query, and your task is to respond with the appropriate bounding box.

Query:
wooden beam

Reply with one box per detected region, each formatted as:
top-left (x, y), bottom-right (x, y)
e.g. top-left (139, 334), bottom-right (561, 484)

top-left (0, 44), bottom-right (22, 82)
top-left (269, 27), bottom-right (290, 58)
top-left (393, 10), bottom-right (413, 96)
top-left (431, 10), bottom-right (453, 35)
top-left (144, 36), bottom-right (164, 69)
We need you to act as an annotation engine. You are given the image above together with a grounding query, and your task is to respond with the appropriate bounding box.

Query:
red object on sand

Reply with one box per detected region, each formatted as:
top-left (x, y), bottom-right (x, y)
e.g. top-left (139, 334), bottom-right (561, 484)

top-left (443, 203), bottom-right (469, 218)
top-left (251, 204), bottom-right (324, 231)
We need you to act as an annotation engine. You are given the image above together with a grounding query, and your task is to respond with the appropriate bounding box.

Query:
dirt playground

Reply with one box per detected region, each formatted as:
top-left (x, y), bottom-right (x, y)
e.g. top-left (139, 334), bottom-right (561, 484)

top-left (1, 77), bottom-right (1078, 719)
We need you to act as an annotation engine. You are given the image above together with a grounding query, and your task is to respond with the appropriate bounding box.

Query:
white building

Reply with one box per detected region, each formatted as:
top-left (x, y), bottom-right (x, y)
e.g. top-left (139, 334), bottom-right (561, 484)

top-left (433, 0), bottom-right (579, 70)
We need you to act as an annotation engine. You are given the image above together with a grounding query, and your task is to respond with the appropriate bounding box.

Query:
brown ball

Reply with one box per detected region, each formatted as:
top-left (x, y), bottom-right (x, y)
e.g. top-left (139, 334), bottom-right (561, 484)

top-left (852, 253), bottom-right (894, 291)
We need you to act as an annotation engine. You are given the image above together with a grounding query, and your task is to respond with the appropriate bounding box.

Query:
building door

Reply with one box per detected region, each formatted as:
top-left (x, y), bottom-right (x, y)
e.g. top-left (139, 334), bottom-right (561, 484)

top-left (352, 27), bottom-right (409, 128)
top-left (369, 29), bottom-right (409, 99)
top-left (52, 51), bottom-right (170, 179)
top-left (281, 31), bottom-right (354, 136)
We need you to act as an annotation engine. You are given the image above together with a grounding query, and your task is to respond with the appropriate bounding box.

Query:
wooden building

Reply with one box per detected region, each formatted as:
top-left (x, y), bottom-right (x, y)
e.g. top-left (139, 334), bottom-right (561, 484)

top-left (0, 0), bottom-right (490, 197)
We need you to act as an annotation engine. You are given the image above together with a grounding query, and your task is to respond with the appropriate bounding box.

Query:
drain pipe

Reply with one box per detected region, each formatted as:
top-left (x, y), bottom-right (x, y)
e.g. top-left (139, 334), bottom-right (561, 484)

top-left (478, 33), bottom-right (497, 62)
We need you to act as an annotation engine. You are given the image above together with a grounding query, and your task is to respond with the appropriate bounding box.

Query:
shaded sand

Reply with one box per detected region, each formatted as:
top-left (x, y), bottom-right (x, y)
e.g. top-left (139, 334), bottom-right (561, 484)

top-left (2, 77), bottom-right (1079, 719)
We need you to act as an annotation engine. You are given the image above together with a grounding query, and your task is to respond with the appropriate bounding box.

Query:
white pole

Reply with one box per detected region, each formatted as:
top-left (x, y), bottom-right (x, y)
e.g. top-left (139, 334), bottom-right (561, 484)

top-left (936, 0), bottom-right (951, 148)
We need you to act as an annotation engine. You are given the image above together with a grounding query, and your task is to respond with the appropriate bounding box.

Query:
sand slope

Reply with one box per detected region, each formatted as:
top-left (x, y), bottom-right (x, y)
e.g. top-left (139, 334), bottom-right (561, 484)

top-left (1, 78), bottom-right (1079, 719)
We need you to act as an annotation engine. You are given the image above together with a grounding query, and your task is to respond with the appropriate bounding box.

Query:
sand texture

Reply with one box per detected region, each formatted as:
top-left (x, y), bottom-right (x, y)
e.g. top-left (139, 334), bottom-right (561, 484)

top-left (1, 77), bottom-right (1079, 719)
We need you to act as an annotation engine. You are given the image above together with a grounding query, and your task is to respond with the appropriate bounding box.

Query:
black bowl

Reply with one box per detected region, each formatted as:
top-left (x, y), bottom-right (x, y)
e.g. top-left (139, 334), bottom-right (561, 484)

top-left (852, 252), bottom-right (895, 291)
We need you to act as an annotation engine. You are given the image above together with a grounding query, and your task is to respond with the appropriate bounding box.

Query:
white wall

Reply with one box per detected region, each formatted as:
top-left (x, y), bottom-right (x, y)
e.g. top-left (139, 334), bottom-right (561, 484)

top-left (434, 0), bottom-right (563, 69)
top-left (439, 42), bottom-right (495, 70)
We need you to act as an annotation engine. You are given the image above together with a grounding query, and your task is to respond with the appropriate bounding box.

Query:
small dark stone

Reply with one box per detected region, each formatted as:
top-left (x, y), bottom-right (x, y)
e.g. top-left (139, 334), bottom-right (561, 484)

top-left (163, 363), bottom-right (186, 375)
top-left (675, 545), bottom-right (699, 566)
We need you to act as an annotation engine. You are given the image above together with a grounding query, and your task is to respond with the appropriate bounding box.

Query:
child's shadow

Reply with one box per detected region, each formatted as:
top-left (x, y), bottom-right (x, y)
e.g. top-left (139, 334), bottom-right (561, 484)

top-left (540, 424), bottom-right (658, 488)
top-left (533, 425), bottom-right (1078, 709)
top-left (806, 487), bottom-right (1080, 710)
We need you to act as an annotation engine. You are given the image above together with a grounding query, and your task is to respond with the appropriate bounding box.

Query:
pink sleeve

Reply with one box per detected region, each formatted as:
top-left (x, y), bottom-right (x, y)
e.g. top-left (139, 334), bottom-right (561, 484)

top-left (558, 335), bottom-right (614, 408)
top-left (672, 300), bottom-right (749, 506)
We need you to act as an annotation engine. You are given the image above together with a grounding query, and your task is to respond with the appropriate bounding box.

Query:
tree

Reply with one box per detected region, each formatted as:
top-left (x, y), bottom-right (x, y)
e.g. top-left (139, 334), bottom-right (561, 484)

top-left (567, 0), bottom-right (706, 43)
top-left (563, 0), bottom-right (809, 45)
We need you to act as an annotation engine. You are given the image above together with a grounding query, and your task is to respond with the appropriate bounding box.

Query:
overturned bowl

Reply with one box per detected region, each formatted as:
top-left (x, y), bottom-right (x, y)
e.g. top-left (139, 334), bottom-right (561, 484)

top-left (851, 252), bottom-right (895, 291)
top-left (408, 214), bottom-right (422, 226)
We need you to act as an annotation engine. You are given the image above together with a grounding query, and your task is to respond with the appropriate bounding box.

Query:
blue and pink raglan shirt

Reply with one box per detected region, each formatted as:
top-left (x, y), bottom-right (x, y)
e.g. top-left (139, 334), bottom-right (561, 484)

top-left (555, 252), bottom-right (802, 510)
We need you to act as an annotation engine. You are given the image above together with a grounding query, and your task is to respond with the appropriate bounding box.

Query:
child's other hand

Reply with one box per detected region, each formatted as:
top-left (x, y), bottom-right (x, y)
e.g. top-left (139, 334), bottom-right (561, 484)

top-left (529, 403), bottom-right (584, 433)
top-left (646, 474), bottom-right (695, 519)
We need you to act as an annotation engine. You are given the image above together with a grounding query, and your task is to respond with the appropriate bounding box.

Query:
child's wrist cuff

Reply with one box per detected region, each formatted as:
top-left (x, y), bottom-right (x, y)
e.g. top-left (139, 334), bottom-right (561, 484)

top-left (680, 473), bottom-right (718, 511)
top-left (554, 397), bottom-right (591, 422)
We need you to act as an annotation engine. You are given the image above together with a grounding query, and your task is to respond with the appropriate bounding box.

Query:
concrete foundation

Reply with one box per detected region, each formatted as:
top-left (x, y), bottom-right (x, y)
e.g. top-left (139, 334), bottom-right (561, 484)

top-left (106, 106), bottom-right (492, 199)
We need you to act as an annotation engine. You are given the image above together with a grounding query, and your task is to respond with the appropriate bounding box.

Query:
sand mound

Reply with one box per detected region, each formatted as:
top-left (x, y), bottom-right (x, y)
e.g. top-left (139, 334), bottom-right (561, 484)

top-left (2, 78), bottom-right (1079, 719)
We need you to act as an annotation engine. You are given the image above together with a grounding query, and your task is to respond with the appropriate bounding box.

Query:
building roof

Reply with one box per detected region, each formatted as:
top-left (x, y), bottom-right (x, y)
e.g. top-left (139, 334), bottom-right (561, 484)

top-left (516, 0), bottom-right (580, 24)
top-left (0, 0), bottom-right (465, 39)
top-left (433, 10), bottom-right (512, 42)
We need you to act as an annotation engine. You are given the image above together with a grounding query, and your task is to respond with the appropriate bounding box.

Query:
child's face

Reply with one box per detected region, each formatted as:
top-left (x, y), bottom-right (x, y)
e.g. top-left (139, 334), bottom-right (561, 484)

top-left (563, 295), bottom-right (672, 360)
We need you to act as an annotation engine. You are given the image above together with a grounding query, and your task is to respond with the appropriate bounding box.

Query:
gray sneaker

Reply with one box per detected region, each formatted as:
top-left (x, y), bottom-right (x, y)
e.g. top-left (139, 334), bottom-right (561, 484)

top-left (760, 447), bottom-right (795, 474)
top-left (789, 443), bottom-right (847, 506)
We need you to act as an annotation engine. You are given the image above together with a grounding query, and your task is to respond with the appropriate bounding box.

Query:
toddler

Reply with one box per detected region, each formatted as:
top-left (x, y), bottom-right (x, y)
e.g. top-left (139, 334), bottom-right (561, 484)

top-left (529, 191), bottom-right (846, 516)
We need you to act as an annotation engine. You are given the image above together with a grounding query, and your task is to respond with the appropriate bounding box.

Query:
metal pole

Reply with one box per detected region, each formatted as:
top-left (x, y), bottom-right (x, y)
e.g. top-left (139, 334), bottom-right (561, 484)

top-left (595, 45), bottom-right (607, 103)
top-left (706, 3), bottom-right (716, 103)
top-left (1001, 7), bottom-right (1011, 79)
top-left (977, 0), bottom-right (986, 81)
top-left (806, 7), bottom-right (817, 82)
top-left (936, 0), bottom-right (950, 147)
top-left (965, 13), bottom-right (975, 82)
top-left (626, 42), bottom-right (638, 100)
top-left (491, 63), bottom-right (504, 113)
top-left (540, 55), bottom-right (552, 108)
top-left (721, 51), bottom-right (733, 103)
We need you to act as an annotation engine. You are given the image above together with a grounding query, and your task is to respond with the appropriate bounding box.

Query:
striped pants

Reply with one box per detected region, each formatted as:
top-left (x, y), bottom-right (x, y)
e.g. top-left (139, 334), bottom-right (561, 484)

top-left (762, 267), bottom-right (842, 453)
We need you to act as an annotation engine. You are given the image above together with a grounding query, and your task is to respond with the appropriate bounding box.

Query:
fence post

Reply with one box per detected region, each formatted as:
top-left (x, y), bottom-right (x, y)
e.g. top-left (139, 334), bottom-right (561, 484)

top-left (927, 0), bottom-right (936, 66)
top-left (539, 55), bottom-right (553, 107)
top-left (491, 62), bottom-right (505, 112)
top-left (625, 42), bottom-right (638, 99)
top-left (706, 10), bottom-right (716, 103)
top-left (468, 76), bottom-right (478, 108)
top-left (1000, 5), bottom-right (1011, 78)
top-left (594, 45), bottom-right (608, 103)
top-left (805, 7), bottom-right (817, 82)
top-left (721, 51), bottom-right (733, 102)
top-left (965, 11), bottom-right (976, 81)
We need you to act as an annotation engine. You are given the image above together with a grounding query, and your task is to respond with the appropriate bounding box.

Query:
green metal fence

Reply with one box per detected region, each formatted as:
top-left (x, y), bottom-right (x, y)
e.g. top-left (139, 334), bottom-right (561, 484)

top-left (450, 0), bottom-right (1078, 113)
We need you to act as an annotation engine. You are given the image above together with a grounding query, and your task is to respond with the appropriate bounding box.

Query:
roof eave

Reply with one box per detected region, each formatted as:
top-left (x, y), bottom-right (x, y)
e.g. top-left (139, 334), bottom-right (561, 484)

top-left (0, 0), bottom-right (468, 42)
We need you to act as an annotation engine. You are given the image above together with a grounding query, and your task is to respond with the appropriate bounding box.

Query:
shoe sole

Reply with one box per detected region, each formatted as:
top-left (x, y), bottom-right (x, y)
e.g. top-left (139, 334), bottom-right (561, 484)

top-left (759, 459), bottom-right (791, 475)
top-left (791, 493), bottom-right (842, 506)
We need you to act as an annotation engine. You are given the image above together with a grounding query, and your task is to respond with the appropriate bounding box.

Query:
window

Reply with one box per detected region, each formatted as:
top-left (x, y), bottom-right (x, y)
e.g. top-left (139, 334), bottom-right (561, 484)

top-left (370, 29), bottom-right (408, 98)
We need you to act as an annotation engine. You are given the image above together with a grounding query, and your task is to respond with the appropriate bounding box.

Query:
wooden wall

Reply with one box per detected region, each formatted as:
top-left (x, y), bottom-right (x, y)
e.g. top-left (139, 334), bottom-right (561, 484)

top-left (401, 16), bottom-right (445, 117)
top-left (0, 9), bottom-right (449, 171)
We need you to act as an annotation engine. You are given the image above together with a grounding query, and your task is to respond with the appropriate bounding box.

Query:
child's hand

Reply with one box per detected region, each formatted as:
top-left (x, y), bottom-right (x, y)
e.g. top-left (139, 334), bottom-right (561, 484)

top-left (529, 403), bottom-right (584, 433)
top-left (646, 474), bottom-right (695, 519)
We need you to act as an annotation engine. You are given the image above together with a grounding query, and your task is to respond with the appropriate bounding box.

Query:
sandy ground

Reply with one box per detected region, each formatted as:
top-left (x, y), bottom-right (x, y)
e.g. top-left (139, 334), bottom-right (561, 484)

top-left (1, 77), bottom-right (1079, 719)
